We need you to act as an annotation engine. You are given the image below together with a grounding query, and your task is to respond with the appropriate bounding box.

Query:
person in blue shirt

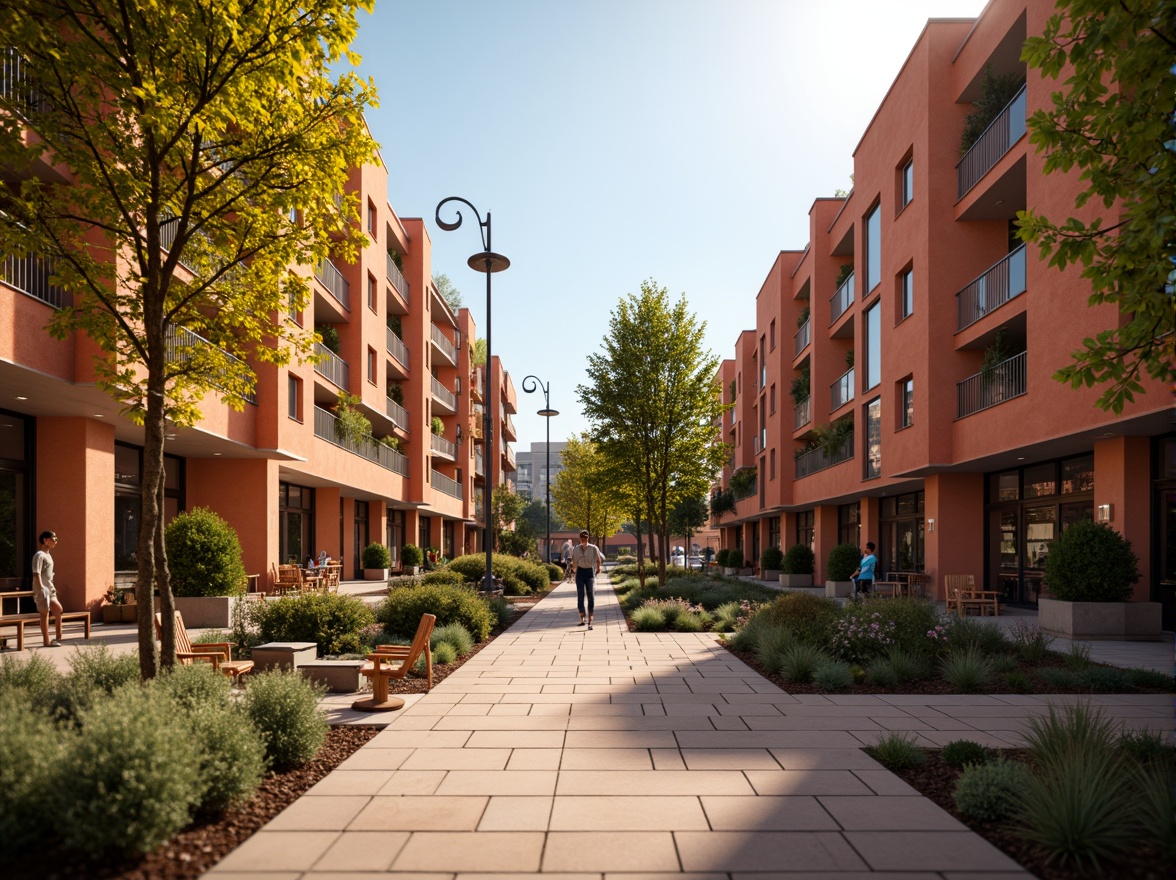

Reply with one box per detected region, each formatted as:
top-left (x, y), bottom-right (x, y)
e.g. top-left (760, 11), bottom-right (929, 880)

top-left (852, 542), bottom-right (877, 596)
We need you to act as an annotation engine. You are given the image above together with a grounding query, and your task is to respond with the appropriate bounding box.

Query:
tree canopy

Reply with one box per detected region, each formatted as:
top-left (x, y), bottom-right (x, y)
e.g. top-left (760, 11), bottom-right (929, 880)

top-left (550, 434), bottom-right (625, 542)
top-left (433, 272), bottom-right (463, 312)
top-left (0, 0), bottom-right (378, 677)
top-left (1017, 0), bottom-right (1175, 413)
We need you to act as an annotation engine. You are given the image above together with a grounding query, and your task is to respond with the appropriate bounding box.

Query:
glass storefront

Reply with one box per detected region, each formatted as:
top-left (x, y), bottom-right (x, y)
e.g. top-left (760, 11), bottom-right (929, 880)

top-left (0, 411), bottom-right (31, 591)
top-left (279, 482), bottom-right (314, 565)
top-left (114, 442), bottom-right (184, 574)
top-left (880, 491), bottom-right (924, 574)
top-left (387, 509), bottom-right (404, 569)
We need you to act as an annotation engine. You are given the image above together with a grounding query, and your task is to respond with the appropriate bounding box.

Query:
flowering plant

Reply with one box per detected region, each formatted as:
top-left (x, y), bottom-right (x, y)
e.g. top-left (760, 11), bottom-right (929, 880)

top-left (735, 599), bottom-right (767, 629)
top-left (830, 609), bottom-right (896, 664)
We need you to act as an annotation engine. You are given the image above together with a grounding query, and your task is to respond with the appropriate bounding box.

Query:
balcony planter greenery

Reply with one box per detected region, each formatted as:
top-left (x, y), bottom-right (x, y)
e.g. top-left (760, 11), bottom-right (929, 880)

top-left (780, 543), bottom-right (815, 588)
top-left (362, 542), bottom-right (392, 581)
top-left (760, 546), bottom-right (784, 581)
top-left (790, 366), bottom-right (810, 406)
top-left (316, 324), bottom-right (341, 354)
top-left (729, 467), bottom-right (756, 499)
top-left (960, 66), bottom-right (1025, 155)
top-left (825, 542), bottom-right (861, 599)
top-left (1037, 520), bottom-right (1159, 639)
top-left (710, 490), bottom-right (735, 520)
top-left (401, 543), bottom-right (423, 576)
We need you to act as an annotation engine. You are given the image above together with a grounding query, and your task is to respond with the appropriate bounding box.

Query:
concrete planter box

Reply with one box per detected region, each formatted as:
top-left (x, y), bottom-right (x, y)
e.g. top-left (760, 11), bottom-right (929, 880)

top-left (300, 660), bottom-right (365, 693)
top-left (825, 580), bottom-right (853, 599)
top-left (1038, 598), bottom-right (1163, 640)
top-left (761, 569), bottom-right (781, 582)
top-left (780, 574), bottom-right (813, 588)
top-left (721, 567), bottom-right (737, 577)
top-left (402, 565), bottom-right (419, 576)
top-left (738, 568), bottom-right (755, 577)
top-left (364, 568), bottom-right (389, 581)
top-left (253, 641), bottom-right (319, 671)
top-left (174, 595), bottom-right (235, 629)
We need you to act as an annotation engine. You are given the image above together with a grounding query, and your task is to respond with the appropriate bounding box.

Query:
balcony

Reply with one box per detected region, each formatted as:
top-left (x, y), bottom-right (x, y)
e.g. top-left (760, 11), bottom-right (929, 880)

top-left (502, 443), bottom-right (516, 470)
top-left (313, 342), bottom-right (349, 389)
top-left (957, 351), bottom-right (1027, 418)
top-left (958, 84), bottom-right (1027, 199)
top-left (431, 469), bottom-right (463, 500)
top-left (830, 367), bottom-right (854, 412)
top-left (830, 271), bottom-right (854, 323)
top-left (501, 411), bottom-right (517, 441)
top-left (956, 244), bottom-right (1026, 331)
top-left (386, 253), bottom-right (409, 302)
top-left (430, 324), bottom-right (457, 366)
top-left (431, 433), bottom-right (456, 460)
top-left (314, 257), bottom-right (350, 310)
top-left (469, 367), bottom-right (484, 403)
top-left (430, 375), bottom-right (457, 413)
top-left (386, 326), bottom-right (409, 370)
top-left (795, 432), bottom-right (854, 479)
top-left (794, 318), bottom-right (810, 358)
top-left (314, 406), bottom-right (408, 475)
top-left (793, 395), bottom-right (811, 431)
top-left (1, 253), bottom-right (68, 308)
top-left (1, 47), bottom-right (45, 116)
top-left (474, 449), bottom-right (484, 477)
top-left (165, 325), bottom-right (257, 404)
top-left (386, 397), bottom-right (408, 432)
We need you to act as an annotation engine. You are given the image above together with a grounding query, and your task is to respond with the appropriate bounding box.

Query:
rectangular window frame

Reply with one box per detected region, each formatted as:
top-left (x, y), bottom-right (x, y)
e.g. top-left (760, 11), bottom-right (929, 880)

top-left (864, 397), bottom-right (882, 480)
top-left (899, 377), bottom-right (914, 429)
top-left (288, 374), bottom-right (302, 422)
top-left (900, 267), bottom-right (913, 321)
top-left (864, 300), bottom-right (881, 391)
top-left (865, 202), bottom-right (882, 293)
top-left (901, 158), bottom-right (914, 208)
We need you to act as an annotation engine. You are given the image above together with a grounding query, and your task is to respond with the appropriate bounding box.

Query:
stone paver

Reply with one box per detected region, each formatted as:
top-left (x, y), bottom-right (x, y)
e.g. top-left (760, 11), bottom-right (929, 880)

top-left (205, 577), bottom-right (1173, 878)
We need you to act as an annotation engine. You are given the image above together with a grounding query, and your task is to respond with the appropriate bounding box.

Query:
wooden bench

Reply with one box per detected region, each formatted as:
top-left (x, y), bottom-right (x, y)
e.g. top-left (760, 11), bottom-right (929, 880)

top-left (0, 591), bottom-right (92, 651)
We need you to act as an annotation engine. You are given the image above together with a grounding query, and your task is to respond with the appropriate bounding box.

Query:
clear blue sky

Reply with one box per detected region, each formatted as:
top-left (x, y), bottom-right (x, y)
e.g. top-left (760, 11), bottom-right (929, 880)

top-left (353, 0), bottom-right (987, 449)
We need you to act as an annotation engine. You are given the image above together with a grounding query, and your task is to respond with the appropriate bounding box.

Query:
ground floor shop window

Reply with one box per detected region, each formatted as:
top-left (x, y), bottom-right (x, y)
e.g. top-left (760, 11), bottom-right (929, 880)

top-left (838, 502), bottom-right (860, 548)
top-left (0, 410), bottom-right (31, 589)
top-left (387, 509), bottom-right (404, 569)
top-left (767, 516), bottom-right (780, 551)
top-left (115, 442), bottom-right (184, 574)
top-left (279, 482), bottom-right (314, 565)
top-left (443, 520), bottom-right (455, 559)
top-left (353, 500), bottom-right (369, 573)
top-left (795, 510), bottom-right (814, 551)
top-left (880, 491), bottom-right (924, 574)
top-left (419, 515), bottom-right (431, 553)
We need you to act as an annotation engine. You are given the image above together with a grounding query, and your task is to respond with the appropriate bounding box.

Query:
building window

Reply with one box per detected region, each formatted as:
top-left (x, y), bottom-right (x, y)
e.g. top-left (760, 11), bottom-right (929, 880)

top-left (901, 158), bottom-right (913, 208)
top-left (900, 268), bottom-right (913, 320)
top-left (865, 202), bottom-right (881, 292)
top-left (279, 482), bottom-right (314, 565)
top-left (367, 201), bottom-right (376, 234)
top-left (795, 510), bottom-right (814, 551)
top-left (288, 375), bottom-right (302, 422)
top-left (769, 320), bottom-right (776, 351)
top-left (880, 490), bottom-right (924, 573)
top-left (0, 411), bottom-right (32, 583)
top-left (367, 275), bottom-right (376, 312)
top-left (769, 449), bottom-right (776, 481)
top-left (838, 502), bottom-right (860, 547)
top-left (116, 443), bottom-right (184, 572)
top-left (367, 347), bottom-right (376, 384)
top-left (899, 377), bottom-right (913, 428)
top-left (865, 300), bottom-right (881, 390)
top-left (768, 516), bottom-right (780, 549)
top-left (769, 383), bottom-right (776, 414)
top-left (865, 397), bottom-right (881, 479)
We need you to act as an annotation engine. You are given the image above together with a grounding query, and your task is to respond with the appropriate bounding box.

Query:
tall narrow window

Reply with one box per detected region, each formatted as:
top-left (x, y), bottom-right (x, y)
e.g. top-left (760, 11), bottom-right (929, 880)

top-left (900, 268), bottom-right (913, 320)
top-left (865, 398), bottom-right (882, 479)
top-left (288, 375), bottom-right (301, 421)
top-left (367, 201), bottom-right (376, 233)
top-left (865, 301), bottom-right (881, 390)
top-left (865, 203), bottom-right (882, 292)
top-left (901, 378), bottom-right (914, 428)
top-left (769, 320), bottom-right (776, 351)
top-left (367, 275), bottom-right (376, 312)
top-left (367, 347), bottom-right (376, 384)
top-left (901, 159), bottom-right (914, 207)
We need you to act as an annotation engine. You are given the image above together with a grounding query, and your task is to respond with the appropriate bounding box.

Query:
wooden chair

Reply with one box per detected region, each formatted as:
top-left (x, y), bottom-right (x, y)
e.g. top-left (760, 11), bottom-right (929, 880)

top-left (155, 611), bottom-right (254, 681)
top-left (320, 564), bottom-right (342, 594)
top-left (272, 564), bottom-right (304, 596)
top-left (353, 613), bottom-right (436, 712)
top-left (945, 574), bottom-right (993, 617)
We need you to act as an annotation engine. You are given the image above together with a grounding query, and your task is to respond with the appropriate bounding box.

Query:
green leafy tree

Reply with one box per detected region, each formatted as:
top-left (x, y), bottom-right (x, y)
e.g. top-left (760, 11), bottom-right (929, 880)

top-left (578, 280), bottom-right (729, 584)
top-left (0, 0), bottom-right (378, 678)
top-left (433, 272), bottom-right (463, 312)
top-left (490, 483), bottom-right (526, 551)
top-left (551, 433), bottom-right (625, 547)
top-left (668, 494), bottom-right (709, 565)
top-left (1017, 0), bottom-right (1175, 413)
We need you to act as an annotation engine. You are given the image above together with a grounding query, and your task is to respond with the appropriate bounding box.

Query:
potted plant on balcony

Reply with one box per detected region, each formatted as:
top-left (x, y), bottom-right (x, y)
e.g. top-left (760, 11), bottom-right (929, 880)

top-left (431, 416), bottom-right (445, 435)
top-left (334, 392), bottom-right (372, 445)
top-left (729, 467), bottom-right (756, 499)
top-left (101, 584), bottom-right (136, 623)
top-left (795, 304), bottom-right (810, 328)
top-left (1038, 520), bottom-right (1159, 639)
top-left (361, 542), bottom-right (392, 581)
top-left (825, 542), bottom-right (861, 599)
top-left (790, 366), bottom-right (810, 406)
top-left (760, 546), bottom-right (784, 581)
top-left (780, 544), bottom-right (815, 588)
top-left (166, 507), bottom-right (247, 628)
top-left (401, 543), bottom-right (423, 576)
top-left (316, 324), bottom-right (341, 354)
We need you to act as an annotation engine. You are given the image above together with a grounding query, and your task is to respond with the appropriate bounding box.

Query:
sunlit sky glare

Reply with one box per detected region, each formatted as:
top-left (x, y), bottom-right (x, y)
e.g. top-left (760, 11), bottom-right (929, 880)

top-left (352, 0), bottom-right (988, 449)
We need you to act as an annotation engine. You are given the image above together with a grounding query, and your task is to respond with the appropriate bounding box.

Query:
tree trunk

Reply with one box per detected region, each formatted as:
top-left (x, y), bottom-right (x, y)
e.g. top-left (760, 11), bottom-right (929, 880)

top-left (134, 368), bottom-right (168, 680)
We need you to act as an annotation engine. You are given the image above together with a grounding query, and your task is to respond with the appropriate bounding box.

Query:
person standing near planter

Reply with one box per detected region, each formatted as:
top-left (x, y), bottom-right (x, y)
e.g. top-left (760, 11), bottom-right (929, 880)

top-left (571, 529), bottom-right (602, 629)
top-left (31, 530), bottom-right (64, 647)
top-left (851, 542), bottom-right (877, 596)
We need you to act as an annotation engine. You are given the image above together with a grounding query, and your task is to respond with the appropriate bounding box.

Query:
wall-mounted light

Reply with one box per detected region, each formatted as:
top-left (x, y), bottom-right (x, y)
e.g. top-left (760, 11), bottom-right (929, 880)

top-left (1097, 504), bottom-right (1112, 522)
top-left (927, 518), bottom-right (935, 532)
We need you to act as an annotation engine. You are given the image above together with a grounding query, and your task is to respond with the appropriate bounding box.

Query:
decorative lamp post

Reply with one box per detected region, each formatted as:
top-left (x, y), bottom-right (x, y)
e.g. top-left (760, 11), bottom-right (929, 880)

top-left (435, 197), bottom-right (509, 592)
top-left (521, 375), bottom-right (558, 565)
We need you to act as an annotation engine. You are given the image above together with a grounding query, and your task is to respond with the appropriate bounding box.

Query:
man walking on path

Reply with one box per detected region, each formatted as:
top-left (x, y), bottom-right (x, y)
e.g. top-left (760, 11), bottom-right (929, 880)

top-left (31, 529), bottom-right (63, 647)
top-left (570, 529), bottom-right (602, 629)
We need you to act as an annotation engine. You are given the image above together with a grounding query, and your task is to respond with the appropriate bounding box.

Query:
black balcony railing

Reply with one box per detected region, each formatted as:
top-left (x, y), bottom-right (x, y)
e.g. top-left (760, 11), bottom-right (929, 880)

top-left (1, 253), bottom-right (68, 308)
top-left (830, 271), bottom-right (854, 323)
top-left (314, 405), bottom-right (408, 474)
top-left (164, 325), bottom-right (257, 404)
top-left (957, 351), bottom-right (1027, 418)
top-left (795, 432), bottom-right (854, 479)
top-left (313, 342), bottom-right (349, 389)
top-left (431, 468), bottom-right (462, 499)
top-left (386, 253), bottom-right (409, 302)
top-left (314, 258), bottom-right (350, 310)
top-left (793, 395), bottom-right (811, 431)
top-left (386, 326), bottom-right (409, 369)
top-left (956, 244), bottom-right (1027, 331)
top-left (830, 367), bottom-right (854, 411)
top-left (957, 84), bottom-right (1027, 199)
top-left (794, 318), bottom-right (810, 358)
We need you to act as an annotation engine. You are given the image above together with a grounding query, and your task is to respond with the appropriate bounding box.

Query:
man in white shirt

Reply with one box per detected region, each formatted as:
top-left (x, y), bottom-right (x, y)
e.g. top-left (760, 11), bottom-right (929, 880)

top-left (31, 530), bottom-right (64, 647)
top-left (570, 529), bottom-right (602, 629)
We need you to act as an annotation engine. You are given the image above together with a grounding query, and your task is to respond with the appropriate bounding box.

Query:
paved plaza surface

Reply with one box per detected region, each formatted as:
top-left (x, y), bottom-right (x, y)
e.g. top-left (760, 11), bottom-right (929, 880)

top-left (204, 580), bottom-right (1173, 879)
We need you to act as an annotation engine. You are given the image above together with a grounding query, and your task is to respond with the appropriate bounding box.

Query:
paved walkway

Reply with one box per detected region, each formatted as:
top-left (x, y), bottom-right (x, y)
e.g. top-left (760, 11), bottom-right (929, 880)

top-left (206, 580), bottom-right (1173, 879)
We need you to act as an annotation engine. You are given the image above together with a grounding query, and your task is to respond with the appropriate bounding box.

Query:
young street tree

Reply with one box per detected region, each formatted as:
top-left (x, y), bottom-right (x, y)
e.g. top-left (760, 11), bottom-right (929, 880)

top-left (433, 272), bottom-right (463, 312)
top-left (1017, 0), bottom-right (1175, 413)
top-left (578, 280), bottom-right (729, 585)
top-left (0, 0), bottom-right (378, 678)
top-left (550, 433), bottom-right (625, 544)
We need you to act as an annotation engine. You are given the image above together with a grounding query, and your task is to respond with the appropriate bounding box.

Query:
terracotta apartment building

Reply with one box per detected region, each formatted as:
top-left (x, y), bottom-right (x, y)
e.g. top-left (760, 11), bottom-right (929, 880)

top-left (0, 118), bottom-right (518, 610)
top-left (712, 0), bottom-right (1174, 627)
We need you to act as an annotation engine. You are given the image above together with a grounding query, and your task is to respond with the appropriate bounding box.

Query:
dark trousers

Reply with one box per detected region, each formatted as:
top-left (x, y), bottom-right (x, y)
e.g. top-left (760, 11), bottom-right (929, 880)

top-left (575, 568), bottom-right (596, 617)
top-left (855, 577), bottom-right (873, 595)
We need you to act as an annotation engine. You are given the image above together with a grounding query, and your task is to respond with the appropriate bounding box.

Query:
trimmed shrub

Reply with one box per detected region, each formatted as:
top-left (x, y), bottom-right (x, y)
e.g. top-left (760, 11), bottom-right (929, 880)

top-left (422, 569), bottom-right (466, 587)
top-left (401, 544), bottom-right (424, 567)
top-left (812, 659), bottom-right (854, 691)
top-left (57, 685), bottom-right (203, 856)
top-left (241, 670), bottom-right (328, 771)
top-left (781, 544), bottom-right (815, 576)
top-left (760, 546), bottom-right (784, 570)
top-left (0, 652), bottom-right (61, 712)
top-left (763, 591), bottom-right (841, 645)
top-left (953, 758), bottom-right (1032, 820)
top-left (0, 692), bottom-right (65, 855)
top-left (257, 592), bottom-right (375, 655)
top-left (632, 605), bottom-right (667, 631)
top-left (432, 622), bottom-right (475, 656)
top-left (165, 506), bottom-right (247, 597)
top-left (431, 641), bottom-right (458, 665)
top-left (447, 552), bottom-right (549, 593)
top-left (377, 582), bottom-right (493, 642)
top-left (485, 596), bottom-right (512, 629)
top-left (54, 644), bottom-right (141, 725)
top-left (361, 542), bottom-right (391, 570)
top-left (866, 732), bottom-right (926, 770)
top-left (715, 548), bottom-right (732, 568)
top-left (941, 739), bottom-right (992, 768)
top-left (1045, 519), bottom-right (1140, 602)
top-left (188, 703), bottom-right (267, 814)
top-left (545, 563), bottom-right (563, 582)
top-left (501, 573), bottom-right (531, 596)
top-left (940, 646), bottom-right (994, 693)
top-left (825, 543), bottom-right (862, 581)
top-left (153, 662), bottom-right (232, 714)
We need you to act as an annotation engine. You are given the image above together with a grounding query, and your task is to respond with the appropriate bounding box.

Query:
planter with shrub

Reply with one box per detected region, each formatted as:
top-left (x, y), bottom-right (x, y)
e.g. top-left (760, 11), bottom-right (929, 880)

top-left (759, 546), bottom-right (784, 581)
top-left (1038, 520), bottom-right (1159, 639)
top-left (779, 543), bottom-right (815, 588)
top-left (715, 547), bottom-right (737, 576)
top-left (401, 543), bottom-right (423, 575)
top-left (166, 507), bottom-right (247, 627)
top-left (361, 542), bottom-right (392, 581)
top-left (825, 542), bottom-right (861, 599)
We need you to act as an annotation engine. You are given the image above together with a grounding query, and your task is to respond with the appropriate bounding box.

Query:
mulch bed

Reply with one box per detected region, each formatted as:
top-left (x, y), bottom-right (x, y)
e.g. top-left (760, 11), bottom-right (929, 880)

top-left (893, 750), bottom-right (1171, 880)
top-left (2, 591), bottom-right (548, 880)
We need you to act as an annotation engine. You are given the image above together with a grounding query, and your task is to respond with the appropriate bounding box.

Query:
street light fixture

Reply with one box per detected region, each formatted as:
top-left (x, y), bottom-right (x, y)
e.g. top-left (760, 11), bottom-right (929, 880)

top-left (521, 375), bottom-right (558, 565)
top-left (435, 197), bottom-right (508, 592)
